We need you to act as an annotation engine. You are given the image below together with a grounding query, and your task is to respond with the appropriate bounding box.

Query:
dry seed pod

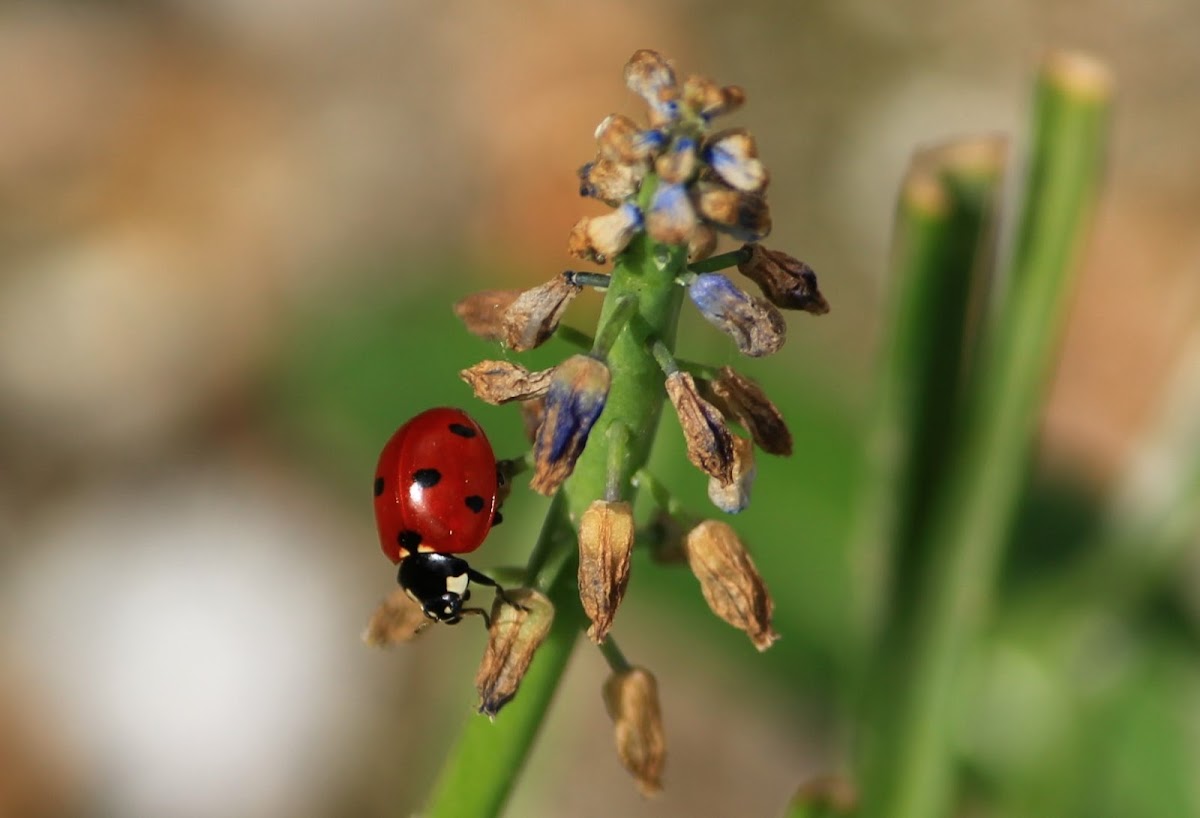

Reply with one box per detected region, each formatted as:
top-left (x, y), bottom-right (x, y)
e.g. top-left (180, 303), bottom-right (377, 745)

top-left (475, 588), bottom-right (555, 718)
top-left (707, 434), bottom-right (756, 513)
top-left (687, 273), bottom-right (787, 357)
top-left (684, 520), bottom-right (778, 650)
top-left (665, 371), bottom-right (735, 485)
top-left (362, 589), bottom-right (430, 646)
top-left (460, 360), bottom-right (555, 405)
top-left (706, 366), bottom-right (793, 456)
top-left (502, 274), bottom-right (582, 351)
top-left (603, 668), bottom-right (667, 796)
top-left (736, 243), bottom-right (830, 315)
top-left (578, 500), bottom-right (635, 643)
top-left (453, 289), bottom-right (522, 341)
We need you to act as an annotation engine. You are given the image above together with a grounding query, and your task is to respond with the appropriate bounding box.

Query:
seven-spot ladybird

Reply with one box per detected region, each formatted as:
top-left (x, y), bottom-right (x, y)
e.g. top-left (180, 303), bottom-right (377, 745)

top-left (373, 407), bottom-right (510, 624)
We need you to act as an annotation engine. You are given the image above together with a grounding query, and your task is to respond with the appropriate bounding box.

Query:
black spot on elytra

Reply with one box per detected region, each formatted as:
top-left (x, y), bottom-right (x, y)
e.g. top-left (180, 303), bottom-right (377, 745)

top-left (373, 476), bottom-right (384, 497)
top-left (464, 495), bottom-right (485, 513)
top-left (448, 423), bottom-right (476, 439)
top-left (413, 468), bottom-right (442, 488)
top-left (397, 530), bottom-right (422, 552)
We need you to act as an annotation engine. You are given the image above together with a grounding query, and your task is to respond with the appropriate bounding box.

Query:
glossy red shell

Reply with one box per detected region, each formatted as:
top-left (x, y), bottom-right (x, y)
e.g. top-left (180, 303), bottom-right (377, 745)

top-left (373, 407), bottom-right (499, 563)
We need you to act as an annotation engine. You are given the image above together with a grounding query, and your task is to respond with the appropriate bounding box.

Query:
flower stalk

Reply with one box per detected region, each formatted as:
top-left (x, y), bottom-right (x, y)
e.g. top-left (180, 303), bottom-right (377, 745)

top-left (423, 48), bottom-right (827, 816)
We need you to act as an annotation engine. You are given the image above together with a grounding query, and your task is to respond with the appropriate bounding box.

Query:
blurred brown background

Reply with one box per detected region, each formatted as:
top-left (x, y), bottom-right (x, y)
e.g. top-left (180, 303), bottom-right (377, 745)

top-left (1, 1), bottom-right (1197, 816)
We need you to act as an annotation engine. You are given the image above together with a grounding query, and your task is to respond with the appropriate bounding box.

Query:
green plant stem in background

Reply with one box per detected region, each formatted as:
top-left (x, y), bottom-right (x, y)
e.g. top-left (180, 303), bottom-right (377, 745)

top-left (853, 137), bottom-right (1007, 654)
top-left (859, 52), bottom-right (1112, 818)
top-left (424, 175), bottom-right (686, 818)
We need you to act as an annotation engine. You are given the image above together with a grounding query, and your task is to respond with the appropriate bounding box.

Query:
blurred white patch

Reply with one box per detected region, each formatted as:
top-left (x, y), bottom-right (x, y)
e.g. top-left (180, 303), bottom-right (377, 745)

top-left (832, 71), bottom-right (1020, 280)
top-left (2, 467), bottom-right (374, 818)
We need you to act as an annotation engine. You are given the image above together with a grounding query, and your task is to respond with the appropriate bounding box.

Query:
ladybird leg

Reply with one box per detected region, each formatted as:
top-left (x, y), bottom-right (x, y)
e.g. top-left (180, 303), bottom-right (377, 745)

top-left (460, 606), bottom-right (492, 629)
top-left (467, 567), bottom-right (526, 611)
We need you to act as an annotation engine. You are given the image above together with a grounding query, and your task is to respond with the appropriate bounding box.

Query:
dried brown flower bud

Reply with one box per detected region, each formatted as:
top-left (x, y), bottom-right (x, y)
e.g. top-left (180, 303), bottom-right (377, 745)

top-left (460, 360), bottom-right (555, 405)
top-left (687, 273), bottom-right (787, 357)
top-left (475, 588), bottom-right (555, 718)
top-left (531, 355), bottom-right (611, 495)
top-left (736, 243), bottom-right (830, 314)
top-left (603, 667), bottom-right (666, 796)
top-left (683, 74), bottom-right (745, 119)
top-left (595, 114), bottom-right (651, 165)
top-left (694, 181), bottom-right (772, 242)
top-left (687, 224), bottom-right (718, 263)
top-left (706, 366), bottom-right (793, 456)
top-left (665, 371), bottom-right (735, 485)
top-left (578, 500), bottom-right (635, 643)
top-left (624, 49), bottom-right (676, 104)
top-left (653, 136), bottom-right (698, 185)
top-left (684, 520), bottom-right (778, 650)
top-left (579, 158), bottom-right (642, 205)
top-left (502, 274), bottom-right (582, 351)
top-left (362, 589), bottom-right (429, 646)
top-left (707, 434), bottom-right (756, 513)
top-left (520, 397), bottom-right (545, 444)
top-left (788, 776), bottom-right (859, 816)
top-left (567, 203), bottom-right (644, 264)
top-left (453, 289), bottom-right (522, 342)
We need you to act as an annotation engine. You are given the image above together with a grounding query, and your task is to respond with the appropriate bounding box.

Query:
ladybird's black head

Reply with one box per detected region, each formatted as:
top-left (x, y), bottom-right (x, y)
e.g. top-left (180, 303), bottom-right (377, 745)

top-left (398, 552), bottom-right (472, 624)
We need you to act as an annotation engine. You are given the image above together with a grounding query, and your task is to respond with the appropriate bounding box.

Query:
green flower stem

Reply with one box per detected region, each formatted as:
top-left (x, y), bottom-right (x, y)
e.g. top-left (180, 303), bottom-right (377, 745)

top-left (648, 337), bottom-right (680, 376)
top-left (598, 637), bottom-right (632, 673)
top-left (633, 469), bottom-right (682, 516)
top-left (592, 295), bottom-right (638, 358)
top-left (423, 493), bottom-right (582, 818)
top-left (688, 245), bottom-right (752, 273)
top-left (565, 271), bottom-right (613, 289)
top-left (605, 422), bottom-right (631, 502)
top-left (676, 357), bottom-right (721, 381)
top-left (563, 174), bottom-right (687, 522)
top-left (859, 52), bottom-right (1111, 818)
top-left (853, 136), bottom-right (1006, 661)
top-left (424, 172), bottom-right (687, 818)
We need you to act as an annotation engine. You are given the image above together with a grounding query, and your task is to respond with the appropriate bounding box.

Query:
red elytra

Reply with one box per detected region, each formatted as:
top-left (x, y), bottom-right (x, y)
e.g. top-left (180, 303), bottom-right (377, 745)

top-left (373, 407), bottom-right (499, 564)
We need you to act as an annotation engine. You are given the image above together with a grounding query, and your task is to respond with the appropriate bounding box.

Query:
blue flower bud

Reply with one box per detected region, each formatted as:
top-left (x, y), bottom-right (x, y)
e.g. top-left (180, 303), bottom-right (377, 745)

top-left (530, 355), bottom-right (611, 495)
top-left (645, 183), bottom-right (698, 246)
top-left (703, 129), bottom-right (767, 192)
top-left (688, 273), bottom-right (786, 357)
